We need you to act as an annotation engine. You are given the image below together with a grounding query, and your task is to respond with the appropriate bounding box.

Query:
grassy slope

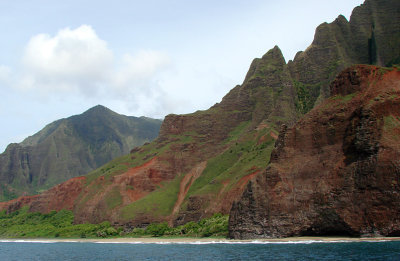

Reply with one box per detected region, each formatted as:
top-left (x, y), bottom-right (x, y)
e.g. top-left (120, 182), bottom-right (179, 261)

top-left (71, 115), bottom-right (278, 223)
top-left (185, 123), bottom-right (276, 199)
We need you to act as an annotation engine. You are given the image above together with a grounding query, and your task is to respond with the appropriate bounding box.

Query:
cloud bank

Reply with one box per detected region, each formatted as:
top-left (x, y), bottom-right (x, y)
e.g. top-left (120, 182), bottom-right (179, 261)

top-left (17, 25), bottom-right (170, 116)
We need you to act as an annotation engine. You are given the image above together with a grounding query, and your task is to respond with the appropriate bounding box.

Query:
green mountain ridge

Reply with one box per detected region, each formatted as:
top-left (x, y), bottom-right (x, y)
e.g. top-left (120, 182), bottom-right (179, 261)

top-left (0, 105), bottom-right (162, 201)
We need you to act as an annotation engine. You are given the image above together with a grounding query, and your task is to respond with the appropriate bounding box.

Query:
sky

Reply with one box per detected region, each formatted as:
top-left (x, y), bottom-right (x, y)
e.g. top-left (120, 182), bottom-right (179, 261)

top-left (0, 0), bottom-right (364, 152)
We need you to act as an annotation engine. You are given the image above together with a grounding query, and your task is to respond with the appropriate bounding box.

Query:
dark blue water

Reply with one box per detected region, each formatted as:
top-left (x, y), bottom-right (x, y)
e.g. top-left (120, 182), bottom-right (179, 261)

top-left (0, 241), bottom-right (399, 260)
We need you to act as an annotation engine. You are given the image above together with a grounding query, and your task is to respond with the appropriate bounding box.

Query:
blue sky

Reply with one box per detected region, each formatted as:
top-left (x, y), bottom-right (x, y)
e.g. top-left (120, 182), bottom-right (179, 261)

top-left (0, 0), bottom-right (364, 152)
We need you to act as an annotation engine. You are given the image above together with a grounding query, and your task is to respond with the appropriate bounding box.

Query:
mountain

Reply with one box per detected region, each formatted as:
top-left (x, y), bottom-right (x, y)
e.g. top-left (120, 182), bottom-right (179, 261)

top-left (0, 45), bottom-right (298, 225)
top-left (0, 46), bottom-right (299, 226)
top-left (229, 65), bottom-right (400, 238)
top-left (288, 0), bottom-right (400, 112)
top-left (0, 105), bottom-right (162, 201)
top-left (0, 0), bottom-right (399, 233)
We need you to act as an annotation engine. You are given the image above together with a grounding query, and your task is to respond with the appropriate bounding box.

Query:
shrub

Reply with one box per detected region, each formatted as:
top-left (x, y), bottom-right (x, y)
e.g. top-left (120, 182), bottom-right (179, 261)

top-left (146, 222), bottom-right (170, 237)
top-left (181, 221), bottom-right (200, 235)
top-left (96, 230), bottom-right (107, 238)
top-left (106, 227), bottom-right (118, 236)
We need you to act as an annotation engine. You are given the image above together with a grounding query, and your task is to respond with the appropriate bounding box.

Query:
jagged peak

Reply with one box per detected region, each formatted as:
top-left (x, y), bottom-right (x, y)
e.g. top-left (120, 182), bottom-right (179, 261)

top-left (333, 14), bottom-right (349, 25)
top-left (311, 22), bottom-right (331, 46)
top-left (243, 45), bottom-right (286, 83)
top-left (261, 45), bottom-right (285, 64)
top-left (264, 45), bottom-right (283, 55)
top-left (337, 14), bottom-right (348, 21)
top-left (243, 58), bottom-right (261, 83)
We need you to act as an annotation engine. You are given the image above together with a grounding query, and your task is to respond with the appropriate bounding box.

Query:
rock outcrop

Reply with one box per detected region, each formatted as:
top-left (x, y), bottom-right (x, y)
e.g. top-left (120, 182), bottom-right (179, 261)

top-left (288, 0), bottom-right (400, 111)
top-left (229, 65), bottom-right (400, 238)
top-left (0, 105), bottom-right (162, 201)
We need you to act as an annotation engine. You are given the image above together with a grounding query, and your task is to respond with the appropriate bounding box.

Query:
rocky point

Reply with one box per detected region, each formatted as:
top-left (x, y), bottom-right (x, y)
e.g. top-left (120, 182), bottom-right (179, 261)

top-left (229, 65), bottom-right (400, 239)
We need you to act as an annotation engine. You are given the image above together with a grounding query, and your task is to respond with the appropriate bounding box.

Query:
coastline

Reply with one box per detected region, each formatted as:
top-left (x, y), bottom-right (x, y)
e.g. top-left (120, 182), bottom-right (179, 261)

top-left (1, 236), bottom-right (400, 244)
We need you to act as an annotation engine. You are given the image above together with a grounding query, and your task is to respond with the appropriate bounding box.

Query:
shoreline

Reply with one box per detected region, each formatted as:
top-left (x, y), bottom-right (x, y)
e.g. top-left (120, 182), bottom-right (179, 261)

top-left (1, 236), bottom-right (400, 244)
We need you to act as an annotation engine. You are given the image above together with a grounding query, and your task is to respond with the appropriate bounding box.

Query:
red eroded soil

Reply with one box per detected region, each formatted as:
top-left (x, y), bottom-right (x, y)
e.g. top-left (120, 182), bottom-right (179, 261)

top-left (0, 176), bottom-right (86, 214)
top-left (206, 169), bottom-right (261, 215)
top-left (72, 157), bottom-right (176, 224)
top-left (171, 161), bottom-right (207, 217)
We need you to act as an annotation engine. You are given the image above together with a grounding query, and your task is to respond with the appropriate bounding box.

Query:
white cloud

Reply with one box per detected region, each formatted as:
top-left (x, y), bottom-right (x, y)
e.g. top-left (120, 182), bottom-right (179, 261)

top-left (115, 51), bottom-right (170, 88)
top-left (111, 50), bottom-right (170, 100)
top-left (18, 25), bottom-right (171, 111)
top-left (21, 25), bottom-right (113, 93)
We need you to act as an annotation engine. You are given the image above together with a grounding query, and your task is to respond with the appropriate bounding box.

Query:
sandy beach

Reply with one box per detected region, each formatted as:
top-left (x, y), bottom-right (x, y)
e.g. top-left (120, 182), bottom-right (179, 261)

top-left (2, 236), bottom-right (400, 244)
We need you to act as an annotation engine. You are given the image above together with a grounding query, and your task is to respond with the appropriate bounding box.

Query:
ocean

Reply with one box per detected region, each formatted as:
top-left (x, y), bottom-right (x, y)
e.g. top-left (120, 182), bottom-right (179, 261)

top-left (0, 240), bottom-right (399, 260)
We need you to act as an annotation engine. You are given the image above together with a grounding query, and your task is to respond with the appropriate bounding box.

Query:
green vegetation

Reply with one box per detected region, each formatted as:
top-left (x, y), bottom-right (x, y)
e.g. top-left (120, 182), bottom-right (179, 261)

top-left (105, 186), bottom-right (123, 210)
top-left (0, 207), bottom-right (118, 238)
top-left (0, 208), bottom-right (228, 239)
top-left (225, 121), bottom-right (251, 143)
top-left (386, 56), bottom-right (400, 67)
top-left (0, 184), bottom-right (17, 202)
top-left (376, 66), bottom-right (394, 77)
top-left (331, 93), bottom-right (357, 102)
top-left (121, 174), bottom-right (182, 220)
top-left (184, 126), bottom-right (276, 207)
top-left (294, 80), bottom-right (320, 114)
top-left (384, 115), bottom-right (400, 132)
top-left (85, 156), bottom-right (130, 185)
top-left (124, 213), bottom-right (228, 238)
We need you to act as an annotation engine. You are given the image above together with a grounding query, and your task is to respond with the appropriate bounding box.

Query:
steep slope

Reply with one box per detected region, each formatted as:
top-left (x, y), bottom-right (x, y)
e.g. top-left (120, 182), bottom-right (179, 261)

top-left (289, 0), bottom-right (400, 112)
top-left (0, 105), bottom-right (162, 201)
top-left (1, 0), bottom-right (399, 229)
top-left (229, 65), bottom-right (400, 238)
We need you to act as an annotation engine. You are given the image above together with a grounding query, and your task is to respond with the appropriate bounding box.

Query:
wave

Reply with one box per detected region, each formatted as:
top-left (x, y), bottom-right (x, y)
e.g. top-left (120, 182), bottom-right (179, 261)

top-left (0, 240), bottom-right (59, 243)
top-left (0, 239), bottom-right (391, 245)
top-left (93, 240), bottom-right (387, 245)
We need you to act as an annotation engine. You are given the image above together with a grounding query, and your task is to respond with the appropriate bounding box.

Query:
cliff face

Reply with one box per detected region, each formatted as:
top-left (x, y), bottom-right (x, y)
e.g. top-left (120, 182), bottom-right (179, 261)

top-left (0, 105), bottom-right (162, 201)
top-left (229, 65), bottom-right (400, 238)
top-left (288, 0), bottom-right (400, 111)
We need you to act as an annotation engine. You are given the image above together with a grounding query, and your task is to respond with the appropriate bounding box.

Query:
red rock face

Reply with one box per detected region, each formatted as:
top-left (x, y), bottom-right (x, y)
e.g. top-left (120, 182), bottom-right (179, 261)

top-left (0, 176), bottom-right (86, 214)
top-left (0, 156), bottom-right (175, 224)
top-left (73, 156), bottom-right (176, 224)
top-left (229, 65), bottom-right (400, 239)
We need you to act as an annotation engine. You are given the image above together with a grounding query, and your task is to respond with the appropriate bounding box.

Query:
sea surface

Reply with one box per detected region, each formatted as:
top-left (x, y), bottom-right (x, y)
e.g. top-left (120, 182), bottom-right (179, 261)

top-left (0, 240), bottom-right (399, 260)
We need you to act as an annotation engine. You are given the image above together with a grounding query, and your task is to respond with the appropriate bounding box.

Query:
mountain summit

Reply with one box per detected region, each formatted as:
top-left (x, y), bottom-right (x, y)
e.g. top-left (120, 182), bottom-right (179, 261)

top-left (0, 105), bottom-right (162, 201)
